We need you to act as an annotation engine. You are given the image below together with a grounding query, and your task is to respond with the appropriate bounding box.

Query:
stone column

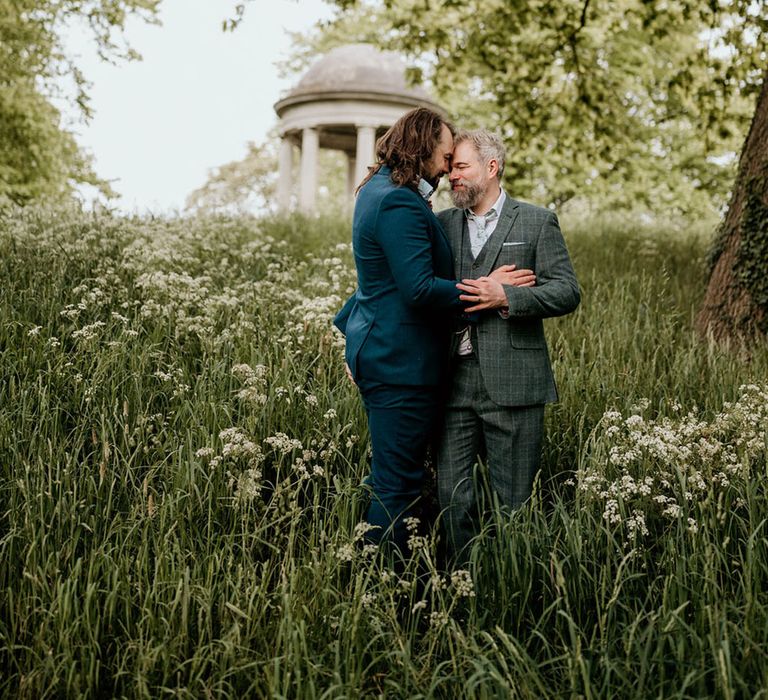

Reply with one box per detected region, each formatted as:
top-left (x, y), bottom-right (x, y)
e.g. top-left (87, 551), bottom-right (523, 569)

top-left (354, 125), bottom-right (376, 190)
top-left (299, 127), bottom-right (319, 213)
top-left (346, 154), bottom-right (357, 200)
top-left (277, 136), bottom-right (293, 212)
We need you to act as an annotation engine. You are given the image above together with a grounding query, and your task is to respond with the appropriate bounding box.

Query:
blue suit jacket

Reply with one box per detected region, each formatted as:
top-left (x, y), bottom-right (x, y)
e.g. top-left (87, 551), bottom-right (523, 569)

top-left (334, 167), bottom-right (463, 386)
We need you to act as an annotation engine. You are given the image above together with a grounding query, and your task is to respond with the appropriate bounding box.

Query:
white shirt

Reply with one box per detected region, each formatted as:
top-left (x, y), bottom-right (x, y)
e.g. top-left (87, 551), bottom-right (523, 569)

top-left (466, 189), bottom-right (506, 258)
top-left (457, 188), bottom-right (508, 356)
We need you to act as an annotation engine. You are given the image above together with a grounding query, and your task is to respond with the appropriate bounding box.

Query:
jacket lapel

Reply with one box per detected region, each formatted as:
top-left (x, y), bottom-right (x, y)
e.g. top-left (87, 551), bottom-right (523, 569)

top-left (381, 165), bottom-right (454, 255)
top-left (430, 201), bottom-right (454, 254)
top-left (405, 182), bottom-right (455, 256)
top-left (478, 196), bottom-right (520, 277)
top-left (445, 208), bottom-right (464, 277)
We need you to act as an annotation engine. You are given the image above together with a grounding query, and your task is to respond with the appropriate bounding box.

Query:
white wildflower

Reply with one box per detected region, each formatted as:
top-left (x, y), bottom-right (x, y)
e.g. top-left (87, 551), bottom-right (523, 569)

top-left (235, 467), bottom-right (263, 502)
top-left (626, 510), bottom-right (649, 538)
top-left (407, 534), bottom-right (428, 552)
top-left (450, 570), bottom-right (475, 598)
top-left (603, 499), bottom-right (622, 525)
top-left (403, 517), bottom-right (421, 532)
top-left (264, 432), bottom-right (302, 454)
top-left (430, 611), bottom-right (450, 630)
top-left (335, 544), bottom-right (355, 562)
top-left (353, 522), bottom-right (376, 542)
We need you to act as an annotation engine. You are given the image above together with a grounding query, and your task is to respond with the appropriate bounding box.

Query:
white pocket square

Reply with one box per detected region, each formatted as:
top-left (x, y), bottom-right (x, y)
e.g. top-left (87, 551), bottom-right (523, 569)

top-left (503, 241), bottom-right (526, 246)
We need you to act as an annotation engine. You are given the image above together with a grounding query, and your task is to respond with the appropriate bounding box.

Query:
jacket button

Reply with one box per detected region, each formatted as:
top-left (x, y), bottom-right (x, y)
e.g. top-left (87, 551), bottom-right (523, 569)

top-left (472, 263), bottom-right (479, 269)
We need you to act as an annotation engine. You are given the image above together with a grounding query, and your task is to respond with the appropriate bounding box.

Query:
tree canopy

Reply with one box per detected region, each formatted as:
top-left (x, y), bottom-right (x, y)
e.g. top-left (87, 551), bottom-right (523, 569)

top-left (265, 0), bottom-right (767, 219)
top-left (0, 0), bottom-right (160, 206)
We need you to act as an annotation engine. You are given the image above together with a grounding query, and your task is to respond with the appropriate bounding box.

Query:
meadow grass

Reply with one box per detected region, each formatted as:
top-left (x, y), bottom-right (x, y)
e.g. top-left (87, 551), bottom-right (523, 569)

top-left (1, 206), bottom-right (767, 698)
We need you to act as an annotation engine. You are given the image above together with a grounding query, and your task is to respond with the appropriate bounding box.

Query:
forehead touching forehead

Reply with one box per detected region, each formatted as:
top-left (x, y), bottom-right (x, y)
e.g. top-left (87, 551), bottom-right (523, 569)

top-left (438, 124), bottom-right (453, 152)
top-left (454, 129), bottom-right (505, 176)
top-left (432, 124), bottom-right (453, 165)
top-left (453, 139), bottom-right (480, 164)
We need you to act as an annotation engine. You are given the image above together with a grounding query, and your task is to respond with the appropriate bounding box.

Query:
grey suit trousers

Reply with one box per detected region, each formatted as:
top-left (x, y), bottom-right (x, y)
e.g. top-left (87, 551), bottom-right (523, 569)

top-left (437, 355), bottom-right (544, 562)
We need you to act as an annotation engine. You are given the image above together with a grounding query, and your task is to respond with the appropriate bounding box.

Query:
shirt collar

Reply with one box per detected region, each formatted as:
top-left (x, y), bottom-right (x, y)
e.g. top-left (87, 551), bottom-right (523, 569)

top-left (417, 178), bottom-right (436, 201)
top-left (465, 188), bottom-right (506, 221)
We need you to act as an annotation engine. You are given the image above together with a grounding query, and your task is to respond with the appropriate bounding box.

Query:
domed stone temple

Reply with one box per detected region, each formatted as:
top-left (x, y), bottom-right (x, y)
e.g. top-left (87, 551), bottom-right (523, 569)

top-left (273, 44), bottom-right (443, 212)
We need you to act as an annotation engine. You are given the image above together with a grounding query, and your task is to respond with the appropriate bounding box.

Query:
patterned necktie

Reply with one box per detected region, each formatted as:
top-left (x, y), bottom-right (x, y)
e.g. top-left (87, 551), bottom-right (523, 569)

top-left (468, 208), bottom-right (498, 258)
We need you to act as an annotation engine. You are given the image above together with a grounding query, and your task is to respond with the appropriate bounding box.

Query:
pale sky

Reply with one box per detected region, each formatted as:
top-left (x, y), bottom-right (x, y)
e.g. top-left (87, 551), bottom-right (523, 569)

top-left (60, 0), bottom-right (335, 214)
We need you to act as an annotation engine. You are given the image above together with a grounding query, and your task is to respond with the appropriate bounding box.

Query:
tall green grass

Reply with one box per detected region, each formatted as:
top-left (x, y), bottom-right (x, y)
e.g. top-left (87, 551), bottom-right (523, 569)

top-left (1, 206), bottom-right (766, 698)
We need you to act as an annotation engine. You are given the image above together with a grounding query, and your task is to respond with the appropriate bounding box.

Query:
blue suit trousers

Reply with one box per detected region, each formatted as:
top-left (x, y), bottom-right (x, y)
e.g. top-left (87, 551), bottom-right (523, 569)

top-left (358, 381), bottom-right (443, 553)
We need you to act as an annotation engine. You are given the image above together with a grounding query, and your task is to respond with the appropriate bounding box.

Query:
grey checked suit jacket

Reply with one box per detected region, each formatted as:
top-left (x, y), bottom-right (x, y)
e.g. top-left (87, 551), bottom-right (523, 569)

top-left (438, 196), bottom-right (580, 407)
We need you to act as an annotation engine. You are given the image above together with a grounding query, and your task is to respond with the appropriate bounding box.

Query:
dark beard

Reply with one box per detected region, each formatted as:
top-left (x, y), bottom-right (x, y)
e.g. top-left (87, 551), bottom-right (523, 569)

top-left (424, 173), bottom-right (442, 189)
top-left (450, 180), bottom-right (485, 209)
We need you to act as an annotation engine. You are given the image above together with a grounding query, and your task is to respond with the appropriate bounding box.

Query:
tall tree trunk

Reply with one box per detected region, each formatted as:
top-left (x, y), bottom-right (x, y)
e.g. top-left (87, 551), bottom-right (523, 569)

top-left (696, 69), bottom-right (768, 343)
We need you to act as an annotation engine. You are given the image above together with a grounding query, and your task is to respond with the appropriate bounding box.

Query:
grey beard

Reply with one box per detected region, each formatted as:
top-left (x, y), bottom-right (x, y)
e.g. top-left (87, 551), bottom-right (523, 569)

top-left (450, 181), bottom-right (485, 209)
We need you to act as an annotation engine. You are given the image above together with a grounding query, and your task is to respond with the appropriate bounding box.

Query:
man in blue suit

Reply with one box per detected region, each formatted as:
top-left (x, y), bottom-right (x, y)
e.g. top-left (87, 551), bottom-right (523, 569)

top-left (334, 109), bottom-right (532, 554)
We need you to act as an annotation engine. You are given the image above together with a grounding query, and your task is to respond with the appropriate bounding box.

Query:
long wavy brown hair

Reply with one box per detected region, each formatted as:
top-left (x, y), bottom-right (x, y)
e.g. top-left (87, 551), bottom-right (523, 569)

top-left (356, 107), bottom-right (454, 193)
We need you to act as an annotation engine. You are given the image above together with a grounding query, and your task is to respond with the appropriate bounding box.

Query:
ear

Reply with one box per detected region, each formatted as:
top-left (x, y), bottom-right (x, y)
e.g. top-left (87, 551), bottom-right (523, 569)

top-left (487, 158), bottom-right (499, 179)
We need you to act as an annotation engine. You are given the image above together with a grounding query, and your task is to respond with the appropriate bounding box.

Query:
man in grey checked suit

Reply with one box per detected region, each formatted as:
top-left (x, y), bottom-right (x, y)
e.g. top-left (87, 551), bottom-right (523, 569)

top-left (437, 129), bottom-right (580, 563)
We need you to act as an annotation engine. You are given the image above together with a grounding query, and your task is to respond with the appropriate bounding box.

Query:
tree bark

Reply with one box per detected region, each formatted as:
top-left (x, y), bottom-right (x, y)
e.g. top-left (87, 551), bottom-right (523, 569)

top-left (696, 68), bottom-right (768, 343)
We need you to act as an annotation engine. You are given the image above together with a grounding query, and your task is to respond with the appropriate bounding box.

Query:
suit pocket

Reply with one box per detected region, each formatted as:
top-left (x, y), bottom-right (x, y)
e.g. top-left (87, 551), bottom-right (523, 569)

top-left (509, 334), bottom-right (545, 349)
top-left (508, 319), bottom-right (545, 349)
top-left (497, 243), bottom-right (533, 269)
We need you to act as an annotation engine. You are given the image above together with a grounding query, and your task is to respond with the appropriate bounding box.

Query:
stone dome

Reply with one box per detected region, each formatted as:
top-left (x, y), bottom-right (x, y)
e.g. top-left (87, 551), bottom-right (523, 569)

top-left (274, 44), bottom-right (440, 114)
top-left (272, 44), bottom-right (446, 214)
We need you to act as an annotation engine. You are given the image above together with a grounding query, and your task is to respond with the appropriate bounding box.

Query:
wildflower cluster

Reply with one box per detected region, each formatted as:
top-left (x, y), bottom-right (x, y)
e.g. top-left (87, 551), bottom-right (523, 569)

top-left (332, 514), bottom-right (478, 635)
top-left (576, 385), bottom-right (768, 543)
top-left (197, 414), bottom-right (344, 510)
top-left (199, 427), bottom-right (265, 503)
top-left (404, 516), bottom-right (429, 552)
top-left (153, 365), bottom-right (191, 398)
top-left (334, 521), bottom-right (378, 562)
top-left (232, 363), bottom-right (268, 406)
top-left (7, 211), bottom-right (358, 399)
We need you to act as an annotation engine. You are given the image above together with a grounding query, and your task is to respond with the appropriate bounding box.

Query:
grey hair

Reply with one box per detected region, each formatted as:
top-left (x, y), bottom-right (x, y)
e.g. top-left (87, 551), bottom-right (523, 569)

top-left (454, 129), bottom-right (505, 180)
